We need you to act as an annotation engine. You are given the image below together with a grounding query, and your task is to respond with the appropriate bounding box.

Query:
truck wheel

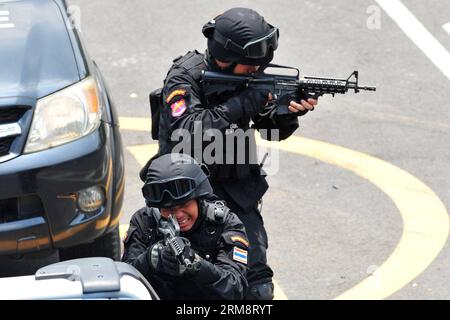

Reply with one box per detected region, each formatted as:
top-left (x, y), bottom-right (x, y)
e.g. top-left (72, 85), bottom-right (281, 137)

top-left (59, 226), bottom-right (121, 261)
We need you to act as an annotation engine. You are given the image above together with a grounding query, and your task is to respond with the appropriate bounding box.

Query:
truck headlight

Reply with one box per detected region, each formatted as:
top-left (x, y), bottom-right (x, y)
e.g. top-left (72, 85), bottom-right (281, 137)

top-left (24, 77), bottom-right (102, 153)
top-left (77, 186), bottom-right (105, 213)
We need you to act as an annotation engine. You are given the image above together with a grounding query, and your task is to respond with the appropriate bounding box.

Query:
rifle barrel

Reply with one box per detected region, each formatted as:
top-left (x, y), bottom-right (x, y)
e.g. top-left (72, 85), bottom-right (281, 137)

top-left (359, 86), bottom-right (377, 91)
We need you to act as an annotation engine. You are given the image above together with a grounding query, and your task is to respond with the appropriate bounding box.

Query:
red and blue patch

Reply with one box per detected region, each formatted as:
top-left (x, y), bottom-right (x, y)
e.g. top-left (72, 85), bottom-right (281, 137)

top-left (232, 246), bottom-right (248, 265)
top-left (170, 98), bottom-right (187, 117)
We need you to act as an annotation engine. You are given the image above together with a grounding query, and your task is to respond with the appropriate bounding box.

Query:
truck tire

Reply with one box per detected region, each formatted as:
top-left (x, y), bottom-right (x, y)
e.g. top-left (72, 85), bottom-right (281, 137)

top-left (59, 226), bottom-right (121, 261)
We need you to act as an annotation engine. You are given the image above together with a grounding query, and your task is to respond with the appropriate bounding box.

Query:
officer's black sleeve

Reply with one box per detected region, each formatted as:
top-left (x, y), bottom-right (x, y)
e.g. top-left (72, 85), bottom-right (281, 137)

top-left (189, 212), bottom-right (249, 300)
top-left (251, 103), bottom-right (304, 141)
top-left (121, 209), bottom-right (153, 276)
top-left (163, 71), bottom-right (246, 134)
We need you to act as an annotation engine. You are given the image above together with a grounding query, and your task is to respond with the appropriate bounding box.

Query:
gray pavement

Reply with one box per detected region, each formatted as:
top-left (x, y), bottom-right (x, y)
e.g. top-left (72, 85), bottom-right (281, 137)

top-left (68, 0), bottom-right (450, 299)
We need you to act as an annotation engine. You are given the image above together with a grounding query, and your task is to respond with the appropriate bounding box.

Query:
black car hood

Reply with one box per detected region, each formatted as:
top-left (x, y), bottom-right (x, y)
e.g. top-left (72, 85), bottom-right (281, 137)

top-left (0, 0), bottom-right (80, 101)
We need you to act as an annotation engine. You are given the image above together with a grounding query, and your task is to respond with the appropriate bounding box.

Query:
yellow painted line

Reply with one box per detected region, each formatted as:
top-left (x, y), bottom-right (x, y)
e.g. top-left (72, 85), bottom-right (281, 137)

top-left (120, 117), bottom-right (449, 299)
top-left (127, 144), bottom-right (159, 166)
top-left (119, 223), bottom-right (129, 241)
top-left (273, 281), bottom-right (288, 300)
top-left (119, 116), bottom-right (152, 132)
top-left (119, 222), bottom-right (287, 300)
top-left (257, 136), bottom-right (449, 299)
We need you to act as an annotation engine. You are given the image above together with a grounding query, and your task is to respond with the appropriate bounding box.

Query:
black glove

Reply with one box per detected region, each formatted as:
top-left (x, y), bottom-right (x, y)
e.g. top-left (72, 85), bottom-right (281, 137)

top-left (184, 254), bottom-right (222, 284)
top-left (227, 88), bottom-right (270, 119)
top-left (148, 242), bottom-right (182, 277)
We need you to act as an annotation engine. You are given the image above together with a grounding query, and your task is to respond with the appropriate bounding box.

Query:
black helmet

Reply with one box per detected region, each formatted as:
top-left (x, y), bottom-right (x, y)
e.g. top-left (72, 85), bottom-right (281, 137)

top-left (202, 8), bottom-right (279, 66)
top-left (142, 153), bottom-right (213, 208)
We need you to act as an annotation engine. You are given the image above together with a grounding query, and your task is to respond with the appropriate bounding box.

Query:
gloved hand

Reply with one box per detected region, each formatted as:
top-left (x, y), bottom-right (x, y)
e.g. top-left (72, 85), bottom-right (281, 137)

top-left (148, 241), bottom-right (182, 277)
top-left (226, 88), bottom-right (270, 119)
top-left (184, 254), bottom-right (222, 285)
top-left (238, 88), bottom-right (271, 118)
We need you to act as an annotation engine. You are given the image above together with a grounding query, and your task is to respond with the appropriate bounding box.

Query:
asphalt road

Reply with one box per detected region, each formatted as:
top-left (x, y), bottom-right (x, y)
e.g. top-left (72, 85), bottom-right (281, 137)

top-left (68, 0), bottom-right (450, 299)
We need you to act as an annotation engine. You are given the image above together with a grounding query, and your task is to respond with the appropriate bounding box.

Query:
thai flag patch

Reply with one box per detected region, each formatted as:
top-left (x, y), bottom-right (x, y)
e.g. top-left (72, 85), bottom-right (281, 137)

top-left (170, 98), bottom-right (187, 117)
top-left (232, 246), bottom-right (248, 265)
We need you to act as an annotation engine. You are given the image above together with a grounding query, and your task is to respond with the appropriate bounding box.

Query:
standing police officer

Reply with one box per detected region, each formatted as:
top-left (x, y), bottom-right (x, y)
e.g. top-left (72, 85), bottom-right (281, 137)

top-left (141, 7), bottom-right (319, 300)
top-left (123, 153), bottom-right (249, 300)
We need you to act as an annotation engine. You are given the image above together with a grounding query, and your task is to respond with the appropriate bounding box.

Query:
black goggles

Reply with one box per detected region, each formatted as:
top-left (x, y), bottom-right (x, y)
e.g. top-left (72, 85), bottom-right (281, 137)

top-left (215, 26), bottom-right (279, 59)
top-left (142, 177), bottom-right (197, 203)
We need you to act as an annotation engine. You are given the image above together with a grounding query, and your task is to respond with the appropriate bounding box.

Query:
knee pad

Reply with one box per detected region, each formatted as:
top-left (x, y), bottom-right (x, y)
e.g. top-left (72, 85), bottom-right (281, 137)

top-left (246, 282), bottom-right (274, 300)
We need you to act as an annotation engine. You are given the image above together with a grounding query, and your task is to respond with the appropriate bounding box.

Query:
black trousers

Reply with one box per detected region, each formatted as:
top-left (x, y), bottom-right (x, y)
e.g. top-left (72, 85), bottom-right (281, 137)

top-left (235, 208), bottom-right (273, 287)
top-left (230, 205), bottom-right (274, 286)
top-left (210, 176), bottom-right (273, 296)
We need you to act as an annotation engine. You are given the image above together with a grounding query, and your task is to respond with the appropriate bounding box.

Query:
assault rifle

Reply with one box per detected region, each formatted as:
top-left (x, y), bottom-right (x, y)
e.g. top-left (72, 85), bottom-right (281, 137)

top-left (202, 64), bottom-right (376, 115)
top-left (157, 213), bottom-right (194, 270)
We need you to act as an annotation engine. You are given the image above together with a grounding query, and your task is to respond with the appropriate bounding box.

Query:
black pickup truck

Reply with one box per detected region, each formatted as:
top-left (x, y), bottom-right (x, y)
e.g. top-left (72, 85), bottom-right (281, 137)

top-left (0, 0), bottom-right (124, 275)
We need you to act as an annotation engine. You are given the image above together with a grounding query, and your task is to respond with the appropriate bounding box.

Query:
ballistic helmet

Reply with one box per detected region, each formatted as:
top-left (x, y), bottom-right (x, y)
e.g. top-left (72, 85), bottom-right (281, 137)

top-left (202, 8), bottom-right (279, 66)
top-left (142, 153), bottom-right (213, 208)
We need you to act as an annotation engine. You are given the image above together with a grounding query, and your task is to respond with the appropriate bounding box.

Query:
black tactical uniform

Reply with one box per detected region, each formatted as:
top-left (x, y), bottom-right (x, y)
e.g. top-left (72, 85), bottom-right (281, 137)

top-left (141, 8), bottom-right (310, 300)
top-left (122, 199), bottom-right (249, 300)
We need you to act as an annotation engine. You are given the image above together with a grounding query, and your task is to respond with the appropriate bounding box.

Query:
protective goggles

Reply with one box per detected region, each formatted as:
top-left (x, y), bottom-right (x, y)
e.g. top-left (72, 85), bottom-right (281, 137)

top-left (214, 26), bottom-right (279, 59)
top-left (142, 177), bottom-right (197, 203)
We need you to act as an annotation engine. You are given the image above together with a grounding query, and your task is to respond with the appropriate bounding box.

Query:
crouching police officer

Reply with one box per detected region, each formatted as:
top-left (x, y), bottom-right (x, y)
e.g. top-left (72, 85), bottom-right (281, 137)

top-left (122, 153), bottom-right (250, 300)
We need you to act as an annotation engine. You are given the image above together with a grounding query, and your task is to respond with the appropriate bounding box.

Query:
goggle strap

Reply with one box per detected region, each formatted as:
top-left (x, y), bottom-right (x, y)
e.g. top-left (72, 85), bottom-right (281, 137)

top-left (213, 30), bottom-right (245, 55)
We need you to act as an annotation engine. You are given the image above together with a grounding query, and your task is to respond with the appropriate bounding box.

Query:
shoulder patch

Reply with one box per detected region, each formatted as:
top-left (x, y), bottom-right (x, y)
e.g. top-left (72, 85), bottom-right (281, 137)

top-left (165, 89), bottom-right (186, 104)
top-left (231, 235), bottom-right (249, 248)
top-left (232, 247), bottom-right (248, 265)
top-left (170, 99), bottom-right (187, 117)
